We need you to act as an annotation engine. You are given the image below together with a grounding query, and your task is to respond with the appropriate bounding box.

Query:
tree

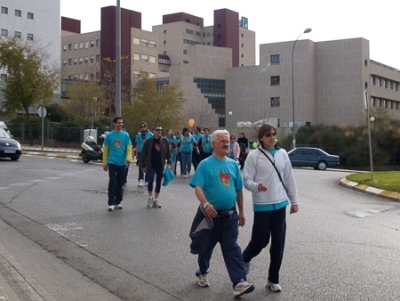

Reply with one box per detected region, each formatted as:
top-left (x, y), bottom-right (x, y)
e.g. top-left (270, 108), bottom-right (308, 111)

top-left (0, 38), bottom-right (59, 145)
top-left (122, 77), bottom-right (185, 134)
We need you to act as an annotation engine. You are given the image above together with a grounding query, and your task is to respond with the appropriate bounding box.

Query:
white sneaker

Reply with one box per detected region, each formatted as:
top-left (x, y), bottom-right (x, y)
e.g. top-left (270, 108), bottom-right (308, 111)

top-left (138, 180), bottom-right (144, 187)
top-left (233, 281), bottom-right (255, 296)
top-left (183, 174), bottom-right (188, 178)
top-left (197, 274), bottom-right (210, 287)
top-left (266, 281), bottom-right (282, 292)
top-left (153, 200), bottom-right (161, 208)
top-left (147, 197), bottom-right (153, 208)
top-left (116, 204), bottom-right (123, 210)
top-left (108, 205), bottom-right (115, 212)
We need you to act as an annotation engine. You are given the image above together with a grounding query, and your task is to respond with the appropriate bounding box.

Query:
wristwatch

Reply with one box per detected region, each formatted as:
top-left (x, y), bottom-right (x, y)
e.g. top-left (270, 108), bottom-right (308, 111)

top-left (203, 202), bottom-right (210, 209)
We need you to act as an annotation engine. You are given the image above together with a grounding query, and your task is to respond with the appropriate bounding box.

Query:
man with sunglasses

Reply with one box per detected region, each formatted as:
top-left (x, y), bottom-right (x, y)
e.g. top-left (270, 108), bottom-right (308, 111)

top-left (140, 125), bottom-right (171, 208)
top-left (133, 121), bottom-right (153, 187)
top-left (242, 123), bottom-right (298, 293)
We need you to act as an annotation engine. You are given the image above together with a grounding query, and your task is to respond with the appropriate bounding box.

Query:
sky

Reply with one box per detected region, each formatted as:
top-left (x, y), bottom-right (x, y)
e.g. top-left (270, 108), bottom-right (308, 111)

top-left (61, 0), bottom-right (400, 70)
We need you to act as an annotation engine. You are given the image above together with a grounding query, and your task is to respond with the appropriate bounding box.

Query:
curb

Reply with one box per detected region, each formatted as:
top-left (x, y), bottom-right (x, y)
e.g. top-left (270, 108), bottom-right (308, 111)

top-left (21, 151), bottom-right (137, 163)
top-left (339, 178), bottom-right (400, 202)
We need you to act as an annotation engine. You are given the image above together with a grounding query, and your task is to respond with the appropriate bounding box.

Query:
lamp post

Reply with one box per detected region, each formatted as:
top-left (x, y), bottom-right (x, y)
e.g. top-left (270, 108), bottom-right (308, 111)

top-left (228, 111), bottom-right (233, 134)
top-left (115, 0), bottom-right (121, 117)
top-left (291, 27), bottom-right (312, 149)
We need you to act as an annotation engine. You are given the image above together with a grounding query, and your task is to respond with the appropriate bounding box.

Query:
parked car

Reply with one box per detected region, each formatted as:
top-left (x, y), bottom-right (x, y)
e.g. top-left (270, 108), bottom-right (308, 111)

top-left (0, 128), bottom-right (22, 161)
top-left (288, 147), bottom-right (339, 170)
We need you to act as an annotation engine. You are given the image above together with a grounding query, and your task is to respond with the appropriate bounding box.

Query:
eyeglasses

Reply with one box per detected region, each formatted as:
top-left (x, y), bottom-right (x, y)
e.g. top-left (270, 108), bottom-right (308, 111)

top-left (216, 140), bottom-right (229, 144)
top-left (140, 125), bottom-right (146, 128)
top-left (154, 129), bottom-right (163, 132)
top-left (265, 132), bottom-right (277, 137)
top-left (230, 137), bottom-right (235, 139)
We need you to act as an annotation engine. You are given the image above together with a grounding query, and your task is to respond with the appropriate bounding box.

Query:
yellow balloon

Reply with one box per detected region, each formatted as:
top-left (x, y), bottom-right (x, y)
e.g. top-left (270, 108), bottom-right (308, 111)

top-left (252, 142), bottom-right (258, 148)
top-left (188, 119), bottom-right (195, 127)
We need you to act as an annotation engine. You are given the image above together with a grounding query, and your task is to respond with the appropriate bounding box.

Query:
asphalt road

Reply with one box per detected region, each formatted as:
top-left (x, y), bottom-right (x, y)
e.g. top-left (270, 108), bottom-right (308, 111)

top-left (0, 155), bottom-right (400, 301)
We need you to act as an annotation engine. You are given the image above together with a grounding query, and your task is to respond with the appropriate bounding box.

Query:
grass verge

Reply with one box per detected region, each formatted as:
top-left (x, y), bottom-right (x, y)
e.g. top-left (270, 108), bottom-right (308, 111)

top-left (346, 171), bottom-right (400, 193)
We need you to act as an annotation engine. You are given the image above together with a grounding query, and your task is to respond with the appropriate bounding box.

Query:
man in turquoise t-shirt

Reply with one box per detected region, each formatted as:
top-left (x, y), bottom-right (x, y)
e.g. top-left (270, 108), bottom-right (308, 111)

top-left (189, 129), bottom-right (254, 297)
top-left (103, 117), bottom-right (132, 211)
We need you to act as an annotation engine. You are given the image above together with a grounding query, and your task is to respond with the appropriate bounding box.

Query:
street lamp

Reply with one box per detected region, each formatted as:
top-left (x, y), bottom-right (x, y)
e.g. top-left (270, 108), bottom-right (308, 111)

top-left (228, 111), bottom-right (233, 134)
top-left (291, 27), bottom-right (312, 149)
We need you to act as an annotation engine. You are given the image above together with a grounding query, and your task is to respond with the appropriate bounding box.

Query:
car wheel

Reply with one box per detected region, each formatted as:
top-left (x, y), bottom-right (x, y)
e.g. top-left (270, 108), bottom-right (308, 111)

top-left (316, 161), bottom-right (327, 170)
top-left (82, 157), bottom-right (90, 163)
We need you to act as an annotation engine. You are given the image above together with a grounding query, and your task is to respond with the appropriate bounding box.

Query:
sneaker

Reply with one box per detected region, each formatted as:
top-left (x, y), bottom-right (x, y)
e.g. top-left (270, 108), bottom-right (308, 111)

top-left (138, 180), bottom-right (144, 187)
top-left (266, 281), bottom-right (282, 292)
top-left (116, 204), bottom-right (123, 210)
top-left (197, 274), bottom-right (210, 287)
top-left (147, 197), bottom-right (153, 208)
top-left (145, 182), bottom-right (148, 186)
top-left (233, 281), bottom-right (255, 296)
top-left (244, 262), bottom-right (250, 275)
top-left (108, 205), bottom-right (115, 212)
top-left (183, 174), bottom-right (188, 178)
top-left (153, 200), bottom-right (161, 208)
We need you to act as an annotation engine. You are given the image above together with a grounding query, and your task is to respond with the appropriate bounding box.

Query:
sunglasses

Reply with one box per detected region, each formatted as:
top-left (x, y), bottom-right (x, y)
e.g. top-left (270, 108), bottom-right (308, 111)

top-left (265, 132), bottom-right (277, 137)
top-left (154, 129), bottom-right (163, 132)
top-left (140, 125), bottom-right (146, 128)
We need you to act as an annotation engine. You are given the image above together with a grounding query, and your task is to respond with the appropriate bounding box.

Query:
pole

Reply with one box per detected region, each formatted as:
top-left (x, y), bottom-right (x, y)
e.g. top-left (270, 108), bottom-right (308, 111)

top-left (291, 28), bottom-right (312, 149)
top-left (365, 91), bottom-right (374, 180)
top-left (115, 0), bottom-right (121, 116)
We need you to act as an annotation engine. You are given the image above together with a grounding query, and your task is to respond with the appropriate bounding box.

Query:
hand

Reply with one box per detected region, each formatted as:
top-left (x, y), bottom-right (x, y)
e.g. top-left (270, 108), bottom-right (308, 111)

top-left (142, 168), bottom-right (147, 173)
top-left (258, 183), bottom-right (267, 192)
top-left (205, 203), bottom-right (217, 218)
top-left (238, 211), bottom-right (246, 227)
top-left (290, 204), bottom-right (299, 214)
top-left (103, 165), bottom-right (108, 172)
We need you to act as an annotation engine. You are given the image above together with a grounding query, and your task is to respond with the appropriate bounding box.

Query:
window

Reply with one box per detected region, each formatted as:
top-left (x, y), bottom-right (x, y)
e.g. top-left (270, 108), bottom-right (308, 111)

top-left (79, 57), bottom-right (83, 64)
top-left (1, 7), bottom-right (8, 14)
top-left (14, 31), bottom-right (21, 39)
top-left (149, 40), bottom-right (156, 48)
top-left (96, 39), bottom-right (100, 46)
top-left (141, 54), bottom-right (148, 62)
top-left (68, 59), bottom-right (72, 65)
top-left (27, 33), bottom-right (34, 41)
top-left (27, 12), bottom-right (34, 19)
top-left (63, 45), bottom-right (67, 51)
top-left (271, 76), bottom-right (280, 86)
top-left (90, 73), bottom-right (95, 80)
top-left (96, 54), bottom-right (100, 62)
top-left (90, 40), bottom-right (95, 48)
top-left (149, 56), bottom-right (156, 63)
top-left (270, 54), bottom-right (280, 64)
top-left (63, 60), bottom-right (67, 66)
top-left (68, 44), bottom-right (72, 50)
top-left (15, 9), bottom-right (21, 17)
top-left (74, 43), bottom-right (78, 50)
top-left (84, 56), bottom-right (88, 63)
top-left (73, 58), bottom-right (78, 65)
top-left (90, 56), bottom-right (94, 63)
top-left (141, 39), bottom-right (148, 46)
top-left (163, 40), bottom-right (167, 45)
top-left (196, 31), bottom-right (201, 37)
top-left (79, 42), bottom-right (83, 49)
top-left (186, 29), bottom-right (193, 35)
top-left (183, 49), bottom-right (188, 54)
top-left (271, 97), bottom-right (280, 107)
top-left (133, 53), bottom-right (140, 61)
top-left (85, 41), bottom-right (89, 48)
top-left (133, 37), bottom-right (140, 45)
top-left (371, 76), bottom-right (376, 85)
top-left (183, 60), bottom-right (189, 64)
top-left (1, 29), bottom-right (8, 37)
top-left (149, 73), bottom-right (156, 79)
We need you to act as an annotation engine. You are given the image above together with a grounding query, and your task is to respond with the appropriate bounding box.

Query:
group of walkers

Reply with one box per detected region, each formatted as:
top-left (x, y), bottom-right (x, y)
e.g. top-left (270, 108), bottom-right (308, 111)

top-left (102, 118), bottom-right (299, 297)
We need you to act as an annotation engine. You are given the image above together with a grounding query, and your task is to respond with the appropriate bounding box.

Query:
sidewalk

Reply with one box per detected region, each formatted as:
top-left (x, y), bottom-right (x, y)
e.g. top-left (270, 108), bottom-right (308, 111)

top-left (0, 273), bottom-right (21, 301)
top-left (21, 145), bottom-right (81, 160)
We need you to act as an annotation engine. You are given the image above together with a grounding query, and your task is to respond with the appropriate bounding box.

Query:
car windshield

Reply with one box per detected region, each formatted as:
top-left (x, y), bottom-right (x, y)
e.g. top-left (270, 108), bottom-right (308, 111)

top-left (0, 128), bottom-right (11, 138)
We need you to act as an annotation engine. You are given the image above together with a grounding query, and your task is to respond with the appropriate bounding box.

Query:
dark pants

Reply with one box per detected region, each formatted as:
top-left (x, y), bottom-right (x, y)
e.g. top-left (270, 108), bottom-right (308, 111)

top-left (174, 152), bottom-right (183, 176)
top-left (192, 150), bottom-right (201, 171)
top-left (137, 152), bottom-right (148, 182)
top-left (107, 164), bottom-right (127, 206)
top-left (239, 153), bottom-right (248, 170)
top-left (242, 207), bottom-right (286, 284)
top-left (146, 166), bottom-right (163, 194)
top-left (198, 211), bottom-right (246, 286)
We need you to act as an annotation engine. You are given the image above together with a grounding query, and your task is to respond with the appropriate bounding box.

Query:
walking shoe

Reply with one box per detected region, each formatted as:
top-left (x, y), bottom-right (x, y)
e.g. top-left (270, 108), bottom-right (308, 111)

top-left (116, 204), bottom-right (123, 210)
top-left (152, 200), bottom-right (161, 208)
top-left (266, 281), bottom-right (282, 292)
top-left (233, 281), bottom-right (255, 296)
top-left (244, 262), bottom-right (250, 275)
top-left (138, 179), bottom-right (144, 187)
top-left (183, 174), bottom-right (188, 178)
top-left (145, 182), bottom-right (148, 186)
top-left (197, 274), bottom-right (210, 287)
top-left (147, 197), bottom-right (153, 208)
top-left (108, 205), bottom-right (115, 212)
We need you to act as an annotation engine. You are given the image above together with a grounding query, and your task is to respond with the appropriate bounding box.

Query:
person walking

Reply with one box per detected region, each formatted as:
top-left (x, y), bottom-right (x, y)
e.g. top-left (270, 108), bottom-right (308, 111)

top-left (237, 132), bottom-right (249, 170)
top-left (102, 117), bottom-right (132, 211)
top-left (228, 135), bottom-right (240, 162)
top-left (133, 121), bottom-right (153, 187)
top-left (140, 125), bottom-right (171, 208)
top-left (242, 123), bottom-right (299, 293)
top-left (191, 127), bottom-right (203, 171)
top-left (180, 127), bottom-right (197, 178)
top-left (189, 129), bottom-right (255, 297)
top-left (198, 127), bottom-right (212, 161)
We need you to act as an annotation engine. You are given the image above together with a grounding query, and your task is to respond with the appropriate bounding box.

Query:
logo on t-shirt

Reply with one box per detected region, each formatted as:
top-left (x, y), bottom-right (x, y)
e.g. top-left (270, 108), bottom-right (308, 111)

top-left (115, 139), bottom-right (121, 148)
top-left (219, 171), bottom-right (230, 187)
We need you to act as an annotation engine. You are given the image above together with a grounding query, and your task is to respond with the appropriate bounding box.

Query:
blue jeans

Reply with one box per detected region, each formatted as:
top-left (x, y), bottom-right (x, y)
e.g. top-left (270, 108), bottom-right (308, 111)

top-left (107, 164), bottom-right (127, 206)
top-left (146, 166), bottom-right (163, 194)
top-left (181, 151), bottom-right (192, 175)
top-left (197, 211), bottom-right (247, 286)
top-left (242, 207), bottom-right (286, 284)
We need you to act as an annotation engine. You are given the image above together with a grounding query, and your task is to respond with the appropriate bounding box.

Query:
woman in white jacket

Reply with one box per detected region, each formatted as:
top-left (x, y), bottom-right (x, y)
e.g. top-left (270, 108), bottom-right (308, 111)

top-left (242, 123), bottom-right (299, 293)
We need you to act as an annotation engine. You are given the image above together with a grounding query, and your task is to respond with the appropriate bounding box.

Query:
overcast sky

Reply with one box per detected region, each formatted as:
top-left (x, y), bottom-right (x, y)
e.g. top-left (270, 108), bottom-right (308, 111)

top-left (61, 0), bottom-right (400, 70)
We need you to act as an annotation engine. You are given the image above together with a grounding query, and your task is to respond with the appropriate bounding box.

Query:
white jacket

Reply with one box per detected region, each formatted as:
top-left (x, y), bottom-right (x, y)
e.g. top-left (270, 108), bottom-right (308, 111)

top-left (243, 147), bottom-right (298, 206)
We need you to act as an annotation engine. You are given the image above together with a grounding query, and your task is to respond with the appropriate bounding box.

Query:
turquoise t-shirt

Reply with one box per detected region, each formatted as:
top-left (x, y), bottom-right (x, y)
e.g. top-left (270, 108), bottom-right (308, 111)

top-left (135, 131), bottom-right (153, 152)
top-left (180, 134), bottom-right (196, 153)
top-left (103, 130), bottom-right (132, 166)
top-left (190, 156), bottom-right (243, 211)
top-left (201, 135), bottom-right (212, 153)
